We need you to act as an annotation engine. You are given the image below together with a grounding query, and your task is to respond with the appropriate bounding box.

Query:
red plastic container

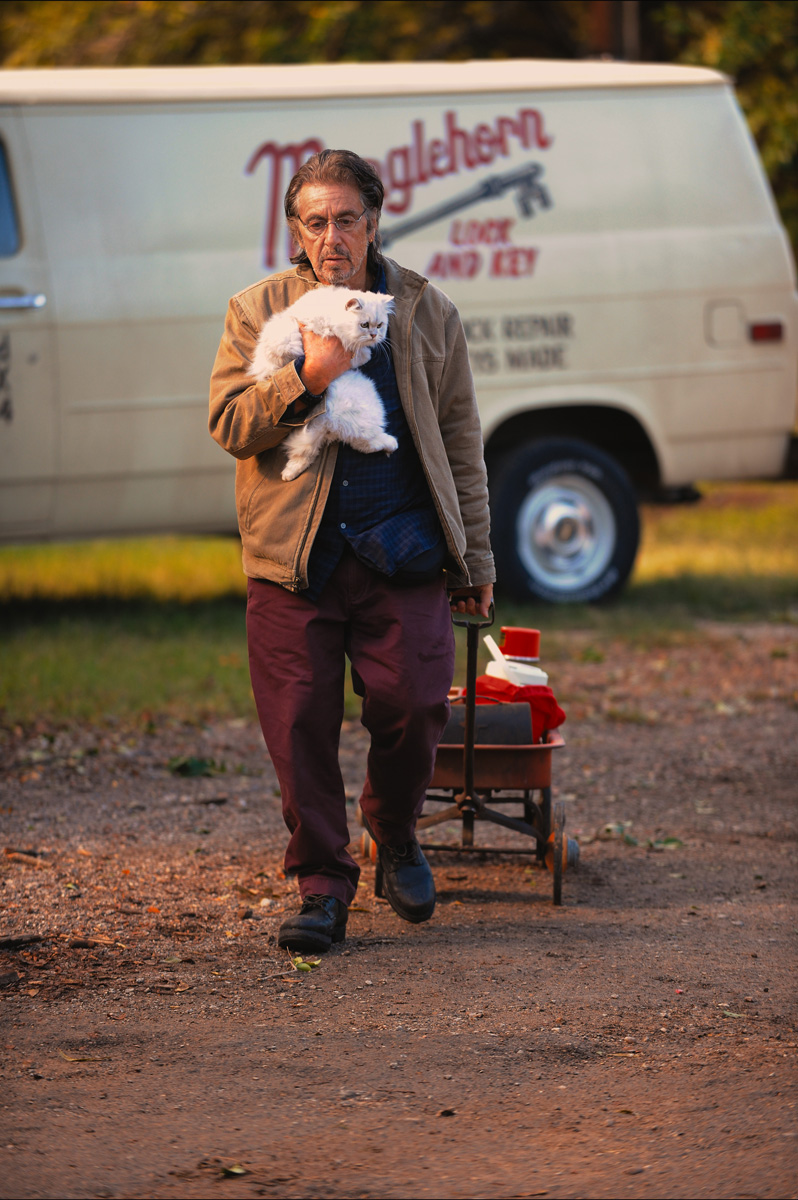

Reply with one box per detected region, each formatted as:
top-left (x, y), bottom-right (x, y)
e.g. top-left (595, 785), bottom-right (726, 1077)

top-left (500, 626), bottom-right (540, 661)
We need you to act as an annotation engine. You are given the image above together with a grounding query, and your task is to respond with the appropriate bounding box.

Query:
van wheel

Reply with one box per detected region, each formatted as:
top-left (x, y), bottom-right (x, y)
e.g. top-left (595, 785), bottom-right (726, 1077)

top-left (490, 438), bottom-right (640, 604)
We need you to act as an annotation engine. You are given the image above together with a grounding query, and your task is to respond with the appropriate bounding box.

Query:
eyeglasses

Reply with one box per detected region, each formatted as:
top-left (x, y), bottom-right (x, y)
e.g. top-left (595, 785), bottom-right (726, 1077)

top-left (297, 209), bottom-right (367, 237)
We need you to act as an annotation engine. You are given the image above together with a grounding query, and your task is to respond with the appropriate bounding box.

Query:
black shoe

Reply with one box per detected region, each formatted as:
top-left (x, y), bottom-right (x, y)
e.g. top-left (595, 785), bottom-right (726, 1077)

top-left (277, 894), bottom-right (348, 953)
top-left (375, 838), bottom-right (436, 924)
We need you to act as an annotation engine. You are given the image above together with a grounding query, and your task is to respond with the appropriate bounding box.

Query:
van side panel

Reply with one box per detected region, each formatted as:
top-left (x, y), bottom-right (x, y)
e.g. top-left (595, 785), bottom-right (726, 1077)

top-left (23, 103), bottom-right (265, 535)
top-left (4, 70), bottom-right (796, 540)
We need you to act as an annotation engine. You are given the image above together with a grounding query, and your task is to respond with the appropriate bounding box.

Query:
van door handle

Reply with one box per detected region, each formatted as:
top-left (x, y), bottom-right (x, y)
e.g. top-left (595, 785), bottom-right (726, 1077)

top-left (0, 293), bottom-right (47, 310)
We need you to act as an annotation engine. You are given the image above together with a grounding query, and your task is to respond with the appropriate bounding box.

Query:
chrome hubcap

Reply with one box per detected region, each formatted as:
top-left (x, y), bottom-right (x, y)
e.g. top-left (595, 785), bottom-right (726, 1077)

top-left (516, 474), bottom-right (616, 593)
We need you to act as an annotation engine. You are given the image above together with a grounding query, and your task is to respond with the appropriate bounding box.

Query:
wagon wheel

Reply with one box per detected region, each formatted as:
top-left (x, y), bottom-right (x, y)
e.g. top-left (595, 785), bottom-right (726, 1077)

top-left (545, 801), bottom-right (566, 906)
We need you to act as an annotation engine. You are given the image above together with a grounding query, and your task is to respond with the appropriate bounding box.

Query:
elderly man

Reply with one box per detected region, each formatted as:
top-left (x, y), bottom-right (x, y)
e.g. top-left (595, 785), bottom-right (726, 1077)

top-left (209, 149), bottom-right (493, 953)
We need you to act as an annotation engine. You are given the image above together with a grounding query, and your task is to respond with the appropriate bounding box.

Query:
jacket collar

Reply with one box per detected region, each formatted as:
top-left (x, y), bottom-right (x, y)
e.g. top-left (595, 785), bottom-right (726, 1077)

top-left (383, 256), bottom-right (428, 302)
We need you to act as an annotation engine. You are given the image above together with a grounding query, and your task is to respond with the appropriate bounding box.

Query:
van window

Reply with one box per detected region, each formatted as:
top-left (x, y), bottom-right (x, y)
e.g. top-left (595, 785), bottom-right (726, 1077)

top-left (0, 141), bottom-right (20, 256)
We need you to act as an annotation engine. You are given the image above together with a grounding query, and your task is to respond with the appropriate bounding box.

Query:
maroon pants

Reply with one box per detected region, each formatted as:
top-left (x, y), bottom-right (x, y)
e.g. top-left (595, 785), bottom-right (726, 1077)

top-left (246, 551), bottom-right (455, 905)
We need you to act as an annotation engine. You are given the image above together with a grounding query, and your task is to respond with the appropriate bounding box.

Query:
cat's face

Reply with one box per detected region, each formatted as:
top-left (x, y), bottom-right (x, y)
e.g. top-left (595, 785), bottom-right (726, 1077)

top-left (341, 294), bottom-right (394, 349)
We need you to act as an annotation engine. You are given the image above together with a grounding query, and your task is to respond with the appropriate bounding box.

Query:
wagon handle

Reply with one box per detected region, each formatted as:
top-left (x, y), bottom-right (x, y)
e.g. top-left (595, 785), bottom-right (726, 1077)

top-left (450, 604), bottom-right (495, 632)
top-left (451, 604), bottom-right (494, 810)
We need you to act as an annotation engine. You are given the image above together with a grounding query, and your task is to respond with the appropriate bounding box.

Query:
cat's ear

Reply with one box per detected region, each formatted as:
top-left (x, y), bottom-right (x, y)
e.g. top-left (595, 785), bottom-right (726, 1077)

top-left (345, 297), bottom-right (364, 311)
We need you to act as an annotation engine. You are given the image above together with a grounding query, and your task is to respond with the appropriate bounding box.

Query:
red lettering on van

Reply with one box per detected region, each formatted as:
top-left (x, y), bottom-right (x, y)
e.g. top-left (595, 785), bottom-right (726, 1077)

top-left (425, 251), bottom-right (483, 280)
top-left (377, 109), bottom-right (553, 214)
top-left (490, 247), bottom-right (538, 277)
top-left (246, 108), bottom-right (552, 266)
top-left (450, 219), bottom-right (515, 245)
top-left (246, 138), bottom-right (324, 267)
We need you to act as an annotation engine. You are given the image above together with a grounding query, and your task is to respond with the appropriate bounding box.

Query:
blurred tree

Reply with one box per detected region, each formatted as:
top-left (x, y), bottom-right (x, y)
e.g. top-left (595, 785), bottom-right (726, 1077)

top-left (0, 1), bottom-right (590, 66)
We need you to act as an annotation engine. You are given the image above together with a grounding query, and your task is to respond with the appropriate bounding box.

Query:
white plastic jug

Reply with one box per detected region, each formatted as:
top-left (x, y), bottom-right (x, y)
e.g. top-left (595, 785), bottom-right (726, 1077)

top-left (484, 635), bottom-right (549, 687)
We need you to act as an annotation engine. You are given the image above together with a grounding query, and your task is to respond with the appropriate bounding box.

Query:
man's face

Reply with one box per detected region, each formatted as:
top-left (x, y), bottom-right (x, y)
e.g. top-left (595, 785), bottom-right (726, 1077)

top-left (293, 182), bottom-right (374, 290)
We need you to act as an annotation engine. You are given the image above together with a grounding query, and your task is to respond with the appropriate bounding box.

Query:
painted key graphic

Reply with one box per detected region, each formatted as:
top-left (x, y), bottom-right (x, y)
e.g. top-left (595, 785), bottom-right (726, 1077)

top-left (381, 161), bottom-right (551, 248)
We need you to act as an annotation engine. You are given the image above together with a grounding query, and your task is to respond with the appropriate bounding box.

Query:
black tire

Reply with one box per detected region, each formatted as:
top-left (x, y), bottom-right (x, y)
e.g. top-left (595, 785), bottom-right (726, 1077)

top-left (490, 437), bottom-right (640, 604)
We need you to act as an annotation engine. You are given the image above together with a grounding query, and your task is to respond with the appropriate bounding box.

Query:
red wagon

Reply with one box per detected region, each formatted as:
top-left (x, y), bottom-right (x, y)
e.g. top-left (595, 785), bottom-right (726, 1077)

top-left (361, 610), bottom-right (578, 905)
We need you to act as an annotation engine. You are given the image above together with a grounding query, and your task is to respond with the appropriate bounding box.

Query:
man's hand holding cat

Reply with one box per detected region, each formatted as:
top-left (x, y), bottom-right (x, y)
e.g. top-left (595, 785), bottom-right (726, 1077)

top-left (297, 324), bottom-right (353, 396)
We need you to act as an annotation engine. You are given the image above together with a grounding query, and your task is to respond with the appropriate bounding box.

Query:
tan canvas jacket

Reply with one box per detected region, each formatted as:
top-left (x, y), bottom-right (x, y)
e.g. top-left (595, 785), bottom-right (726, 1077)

top-left (208, 257), bottom-right (494, 592)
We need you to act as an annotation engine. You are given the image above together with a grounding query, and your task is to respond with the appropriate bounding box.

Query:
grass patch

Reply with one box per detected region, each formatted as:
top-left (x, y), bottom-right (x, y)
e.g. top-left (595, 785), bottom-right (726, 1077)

top-left (2, 481), bottom-right (796, 727)
top-left (1, 599), bottom-right (253, 728)
top-left (632, 480), bottom-right (798, 619)
top-left (0, 536), bottom-right (247, 603)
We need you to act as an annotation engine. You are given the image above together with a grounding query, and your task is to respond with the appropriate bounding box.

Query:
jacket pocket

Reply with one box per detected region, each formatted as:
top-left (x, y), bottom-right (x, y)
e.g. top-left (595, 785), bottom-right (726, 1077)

top-left (237, 453), bottom-right (285, 534)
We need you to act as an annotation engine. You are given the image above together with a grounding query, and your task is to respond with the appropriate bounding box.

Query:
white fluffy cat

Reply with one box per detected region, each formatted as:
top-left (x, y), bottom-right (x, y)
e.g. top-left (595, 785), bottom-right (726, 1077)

top-left (248, 287), bottom-right (397, 482)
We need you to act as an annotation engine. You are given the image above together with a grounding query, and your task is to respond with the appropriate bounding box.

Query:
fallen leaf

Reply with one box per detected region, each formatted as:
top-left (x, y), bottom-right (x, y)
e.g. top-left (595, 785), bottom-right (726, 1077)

top-left (289, 953), bottom-right (321, 972)
top-left (647, 836), bottom-right (684, 851)
top-left (168, 755), bottom-right (224, 777)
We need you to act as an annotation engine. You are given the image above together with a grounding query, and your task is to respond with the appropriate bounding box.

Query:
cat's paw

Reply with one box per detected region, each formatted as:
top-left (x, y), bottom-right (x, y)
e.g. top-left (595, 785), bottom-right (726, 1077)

top-left (347, 433), bottom-right (399, 456)
top-left (281, 460), bottom-right (308, 482)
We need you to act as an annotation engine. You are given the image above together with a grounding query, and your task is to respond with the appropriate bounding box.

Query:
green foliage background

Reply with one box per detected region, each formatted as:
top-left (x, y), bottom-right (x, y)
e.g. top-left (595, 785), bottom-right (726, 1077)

top-left (0, 1), bottom-right (795, 248)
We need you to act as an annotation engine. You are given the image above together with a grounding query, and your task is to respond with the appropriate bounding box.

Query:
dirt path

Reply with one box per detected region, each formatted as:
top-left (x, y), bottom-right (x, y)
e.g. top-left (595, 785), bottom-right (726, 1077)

top-left (1, 624), bottom-right (796, 1199)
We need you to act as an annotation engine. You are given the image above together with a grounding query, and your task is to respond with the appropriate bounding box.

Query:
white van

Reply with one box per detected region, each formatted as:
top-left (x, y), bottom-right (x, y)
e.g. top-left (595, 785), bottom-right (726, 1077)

top-left (1, 60), bottom-right (795, 601)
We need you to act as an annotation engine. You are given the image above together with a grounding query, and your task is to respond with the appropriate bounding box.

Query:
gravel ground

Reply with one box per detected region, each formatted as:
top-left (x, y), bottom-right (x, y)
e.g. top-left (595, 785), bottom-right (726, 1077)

top-left (1, 622), bottom-right (796, 1199)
